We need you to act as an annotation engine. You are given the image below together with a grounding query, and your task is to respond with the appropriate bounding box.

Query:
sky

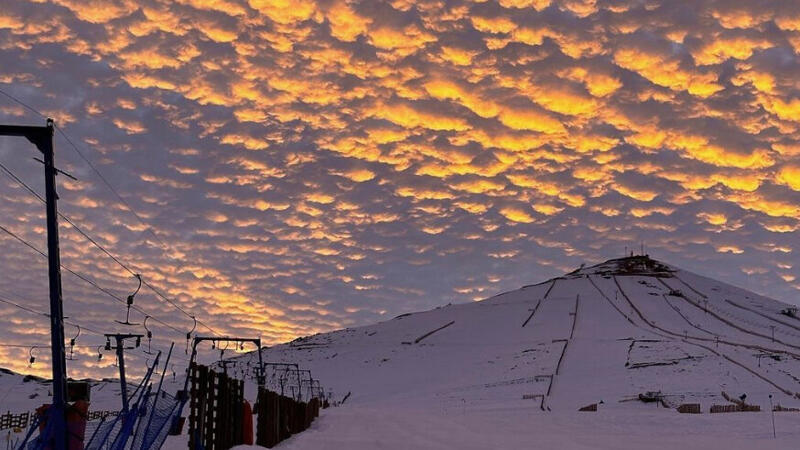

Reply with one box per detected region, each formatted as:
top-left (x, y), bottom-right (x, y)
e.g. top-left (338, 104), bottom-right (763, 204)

top-left (0, 0), bottom-right (798, 379)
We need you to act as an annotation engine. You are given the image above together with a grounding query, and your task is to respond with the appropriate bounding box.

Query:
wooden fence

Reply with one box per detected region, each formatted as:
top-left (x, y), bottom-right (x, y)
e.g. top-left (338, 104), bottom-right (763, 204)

top-left (255, 389), bottom-right (319, 448)
top-left (710, 404), bottom-right (760, 413)
top-left (188, 364), bottom-right (245, 450)
top-left (773, 404), bottom-right (800, 412)
top-left (677, 403), bottom-right (701, 414)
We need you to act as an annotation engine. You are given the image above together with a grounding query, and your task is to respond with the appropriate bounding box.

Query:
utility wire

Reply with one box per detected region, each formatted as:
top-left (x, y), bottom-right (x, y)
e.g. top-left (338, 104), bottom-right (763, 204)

top-left (0, 343), bottom-right (110, 349)
top-left (0, 161), bottom-right (134, 274)
top-left (0, 87), bottom-right (44, 119)
top-left (0, 342), bottom-right (193, 366)
top-left (51, 132), bottom-right (221, 335)
top-left (0, 85), bottom-right (218, 335)
top-left (0, 159), bottom-right (218, 336)
top-left (140, 278), bottom-right (219, 334)
top-left (0, 344), bottom-right (48, 348)
top-left (0, 223), bottom-right (184, 334)
top-left (0, 295), bottom-right (103, 335)
top-left (0, 292), bottom-right (194, 367)
top-left (0, 85), bottom-right (169, 251)
top-left (0, 295), bottom-right (47, 318)
top-left (54, 126), bottom-right (170, 252)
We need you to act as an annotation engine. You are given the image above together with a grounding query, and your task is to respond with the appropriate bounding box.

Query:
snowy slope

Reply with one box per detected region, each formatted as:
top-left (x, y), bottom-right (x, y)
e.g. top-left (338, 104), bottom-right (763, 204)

top-left (0, 368), bottom-right (131, 413)
top-left (253, 256), bottom-right (800, 413)
top-left (5, 256), bottom-right (800, 449)
top-left (240, 256), bottom-right (800, 449)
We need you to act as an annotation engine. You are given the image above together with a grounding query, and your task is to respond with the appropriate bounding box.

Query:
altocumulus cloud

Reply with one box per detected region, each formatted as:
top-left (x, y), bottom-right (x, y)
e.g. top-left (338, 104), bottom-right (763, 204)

top-left (0, 0), bottom-right (798, 377)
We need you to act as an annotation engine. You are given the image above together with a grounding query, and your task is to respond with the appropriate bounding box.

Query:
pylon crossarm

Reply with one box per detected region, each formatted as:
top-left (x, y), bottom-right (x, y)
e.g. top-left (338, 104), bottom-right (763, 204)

top-left (0, 122), bottom-right (53, 153)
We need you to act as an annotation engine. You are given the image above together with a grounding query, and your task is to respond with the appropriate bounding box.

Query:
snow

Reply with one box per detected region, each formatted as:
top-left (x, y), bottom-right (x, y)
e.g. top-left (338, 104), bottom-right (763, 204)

top-left (4, 256), bottom-right (800, 449)
top-left (0, 371), bottom-right (127, 413)
top-left (273, 406), bottom-right (796, 450)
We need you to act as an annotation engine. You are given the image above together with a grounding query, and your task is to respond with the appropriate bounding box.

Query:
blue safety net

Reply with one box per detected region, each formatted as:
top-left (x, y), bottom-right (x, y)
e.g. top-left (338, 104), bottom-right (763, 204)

top-left (131, 391), bottom-right (184, 450)
top-left (84, 409), bottom-right (130, 450)
top-left (16, 354), bottom-right (184, 450)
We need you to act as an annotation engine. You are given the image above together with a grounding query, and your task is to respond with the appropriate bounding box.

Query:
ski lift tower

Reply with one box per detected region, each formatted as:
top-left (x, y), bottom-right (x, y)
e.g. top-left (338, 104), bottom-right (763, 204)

top-left (0, 119), bottom-right (68, 450)
top-left (185, 336), bottom-right (265, 392)
top-left (104, 333), bottom-right (143, 413)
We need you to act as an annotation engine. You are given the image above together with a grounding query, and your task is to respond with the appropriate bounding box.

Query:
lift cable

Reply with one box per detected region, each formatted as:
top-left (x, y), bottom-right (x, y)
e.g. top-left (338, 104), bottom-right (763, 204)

top-left (0, 159), bottom-right (219, 336)
top-left (0, 86), bottom-right (217, 335)
top-left (0, 222), bottom-right (184, 334)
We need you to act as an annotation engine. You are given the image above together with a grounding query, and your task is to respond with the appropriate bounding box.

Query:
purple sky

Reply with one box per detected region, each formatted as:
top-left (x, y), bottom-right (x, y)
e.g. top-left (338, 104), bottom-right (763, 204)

top-left (0, 0), bottom-right (798, 378)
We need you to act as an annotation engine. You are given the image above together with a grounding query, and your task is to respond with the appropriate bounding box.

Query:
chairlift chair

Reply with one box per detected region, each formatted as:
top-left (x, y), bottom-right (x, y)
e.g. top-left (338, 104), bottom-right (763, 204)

top-left (67, 325), bottom-right (81, 361)
top-left (142, 316), bottom-right (156, 355)
top-left (116, 274), bottom-right (142, 326)
top-left (28, 346), bottom-right (37, 366)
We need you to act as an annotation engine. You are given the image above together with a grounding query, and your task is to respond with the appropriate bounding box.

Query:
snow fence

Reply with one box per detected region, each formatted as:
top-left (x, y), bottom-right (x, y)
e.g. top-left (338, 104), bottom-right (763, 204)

top-left (254, 388), bottom-right (320, 448)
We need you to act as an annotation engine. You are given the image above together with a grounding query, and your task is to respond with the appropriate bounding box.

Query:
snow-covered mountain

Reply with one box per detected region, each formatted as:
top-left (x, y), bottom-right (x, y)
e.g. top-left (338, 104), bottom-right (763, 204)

top-left (256, 255), bottom-right (800, 414)
top-left (5, 256), bottom-right (800, 449)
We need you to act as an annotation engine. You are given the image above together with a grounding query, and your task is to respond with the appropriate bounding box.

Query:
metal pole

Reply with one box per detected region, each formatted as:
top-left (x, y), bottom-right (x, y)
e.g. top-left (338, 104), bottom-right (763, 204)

top-left (42, 119), bottom-right (68, 450)
top-left (0, 120), bottom-right (67, 450)
top-left (183, 338), bottom-right (199, 396)
top-left (769, 394), bottom-right (776, 438)
top-left (256, 339), bottom-right (264, 389)
top-left (115, 337), bottom-right (130, 413)
top-left (105, 334), bottom-right (141, 413)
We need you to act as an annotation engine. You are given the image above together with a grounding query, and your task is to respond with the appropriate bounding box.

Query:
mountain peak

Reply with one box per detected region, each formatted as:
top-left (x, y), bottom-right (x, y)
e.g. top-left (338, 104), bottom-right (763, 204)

top-left (565, 254), bottom-right (675, 278)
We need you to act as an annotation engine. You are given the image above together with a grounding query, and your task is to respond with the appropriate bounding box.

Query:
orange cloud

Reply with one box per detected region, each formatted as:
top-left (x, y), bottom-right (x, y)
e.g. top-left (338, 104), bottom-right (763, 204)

top-left (497, 106), bottom-right (566, 134)
top-left (692, 36), bottom-right (772, 66)
top-left (424, 79), bottom-right (500, 118)
top-left (53, 0), bottom-right (137, 23)
top-left (498, 206), bottom-right (535, 223)
top-left (248, 0), bottom-right (317, 24)
top-left (471, 16), bottom-right (517, 34)
top-left (613, 47), bottom-right (722, 97)
top-left (370, 102), bottom-right (471, 131)
top-left (4, 0), bottom-right (800, 380)
top-left (326, 2), bottom-right (370, 42)
top-left (776, 165), bottom-right (800, 191)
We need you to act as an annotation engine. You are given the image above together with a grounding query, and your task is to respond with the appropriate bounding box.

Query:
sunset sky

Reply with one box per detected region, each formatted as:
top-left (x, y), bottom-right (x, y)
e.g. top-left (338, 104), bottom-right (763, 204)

top-left (0, 0), bottom-right (798, 378)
